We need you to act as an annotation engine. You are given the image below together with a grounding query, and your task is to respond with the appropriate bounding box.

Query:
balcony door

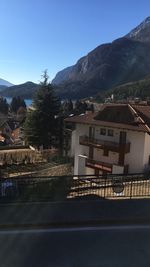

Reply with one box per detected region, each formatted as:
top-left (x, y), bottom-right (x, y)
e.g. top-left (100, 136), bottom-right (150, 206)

top-left (89, 126), bottom-right (95, 140)
top-left (119, 131), bottom-right (126, 144)
top-left (89, 127), bottom-right (95, 159)
top-left (119, 131), bottom-right (126, 165)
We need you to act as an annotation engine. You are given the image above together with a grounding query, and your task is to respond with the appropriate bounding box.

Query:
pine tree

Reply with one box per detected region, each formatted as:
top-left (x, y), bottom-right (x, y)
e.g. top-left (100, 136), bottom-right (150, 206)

top-left (0, 97), bottom-right (9, 114)
top-left (11, 96), bottom-right (26, 113)
top-left (24, 70), bottom-right (61, 148)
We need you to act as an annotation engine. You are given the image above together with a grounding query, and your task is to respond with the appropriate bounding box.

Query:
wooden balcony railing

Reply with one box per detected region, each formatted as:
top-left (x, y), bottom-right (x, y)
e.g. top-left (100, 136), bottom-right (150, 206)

top-left (79, 136), bottom-right (130, 153)
top-left (86, 158), bottom-right (113, 173)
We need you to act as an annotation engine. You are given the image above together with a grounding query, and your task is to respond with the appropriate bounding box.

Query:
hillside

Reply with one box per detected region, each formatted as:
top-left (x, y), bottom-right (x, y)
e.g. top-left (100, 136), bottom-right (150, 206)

top-left (0, 85), bottom-right (8, 92)
top-left (107, 77), bottom-right (150, 100)
top-left (52, 17), bottom-right (150, 99)
top-left (0, 82), bottom-right (39, 99)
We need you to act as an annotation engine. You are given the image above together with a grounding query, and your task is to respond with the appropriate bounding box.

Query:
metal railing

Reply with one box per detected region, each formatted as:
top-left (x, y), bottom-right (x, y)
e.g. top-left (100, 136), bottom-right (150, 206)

top-left (0, 173), bottom-right (150, 203)
top-left (86, 158), bottom-right (112, 172)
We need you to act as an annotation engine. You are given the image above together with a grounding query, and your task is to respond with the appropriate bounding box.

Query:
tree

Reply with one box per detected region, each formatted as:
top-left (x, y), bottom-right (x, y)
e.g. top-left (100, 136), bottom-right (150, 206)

top-left (23, 111), bottom-right (41, 146)
top-left (74, 100), bottom-right (88, 114)
top-left (11, 96), bottom-right (26, 113)
top-left (17, 106), bottom-right (27, 122)
top-left (0, 97), bottom-right (8, 114)
top-left (62, 99), bottom-right (73, 115)
top-left (24, 70), bottom-right (61, 148)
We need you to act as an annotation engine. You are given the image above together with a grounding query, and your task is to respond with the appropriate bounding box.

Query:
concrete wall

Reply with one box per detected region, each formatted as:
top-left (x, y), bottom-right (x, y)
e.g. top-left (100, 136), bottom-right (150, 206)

top-left (112, 165), bottom-right (124, 174)
top-left (74, 124), bottom-right (89, 175)
top-left (70, 130), bottom-right (76, 157)
top-left (78, 155), bottom-right (87, 175)
top-left (125, 131), bottom-right (145, 173)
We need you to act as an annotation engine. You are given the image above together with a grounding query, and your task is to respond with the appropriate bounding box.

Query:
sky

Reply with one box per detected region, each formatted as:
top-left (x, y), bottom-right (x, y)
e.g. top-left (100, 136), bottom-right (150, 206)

top-left (0, 0), bottom-right (150, 85)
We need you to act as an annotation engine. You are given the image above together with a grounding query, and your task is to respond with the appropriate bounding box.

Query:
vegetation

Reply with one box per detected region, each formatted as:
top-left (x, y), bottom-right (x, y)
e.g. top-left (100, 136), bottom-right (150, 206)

top-left (0, 82), bottom-right (39, 99)
top-left (109, 77), bottom-right (150, 100)
top-left (0, 97), bottom-right (9, 114)
top-left (24, 71), bottom-right (61, 148)
top-left (10, 96), bottom-right (26, 113)
top-left (96, 76), bottom-right (150, 102)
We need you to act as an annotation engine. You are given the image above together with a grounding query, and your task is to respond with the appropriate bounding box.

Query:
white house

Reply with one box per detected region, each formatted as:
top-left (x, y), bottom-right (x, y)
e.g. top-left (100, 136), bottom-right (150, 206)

top-left (65, 104), bottom-right (150, 175)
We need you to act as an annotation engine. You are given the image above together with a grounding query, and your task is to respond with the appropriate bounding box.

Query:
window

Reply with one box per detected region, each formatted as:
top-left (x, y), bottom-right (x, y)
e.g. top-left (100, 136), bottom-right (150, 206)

top-left (103, 149), bottom-right (109, 156)
top-left (100, 128), bottom-right (106, 135)
top-left (108, 129), bottom-right (113, 136)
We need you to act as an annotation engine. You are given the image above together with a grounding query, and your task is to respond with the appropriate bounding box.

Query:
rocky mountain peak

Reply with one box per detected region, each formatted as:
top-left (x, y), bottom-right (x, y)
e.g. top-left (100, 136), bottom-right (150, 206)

top-left (144, 16), bottom-right (150, 23)
top-left (126, 16), bottom-right (150, 42)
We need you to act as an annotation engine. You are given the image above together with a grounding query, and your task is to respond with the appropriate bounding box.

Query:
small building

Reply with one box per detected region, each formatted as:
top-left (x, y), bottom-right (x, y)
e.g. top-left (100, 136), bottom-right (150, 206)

top-left (65, 104), bottom-right (150, 176)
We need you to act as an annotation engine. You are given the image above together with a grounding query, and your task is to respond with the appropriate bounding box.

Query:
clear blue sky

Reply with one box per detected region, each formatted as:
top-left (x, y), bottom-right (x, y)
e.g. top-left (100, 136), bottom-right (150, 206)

top-left (0, 0), bottom-right (150, 85)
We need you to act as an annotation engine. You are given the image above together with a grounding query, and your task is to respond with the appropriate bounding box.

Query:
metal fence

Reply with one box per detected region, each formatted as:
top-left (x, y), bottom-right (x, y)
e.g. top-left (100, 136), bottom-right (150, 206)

top-left (69, 174), bottom-right (150, 200)
top-left (0, 173), bottom-right (150, 203)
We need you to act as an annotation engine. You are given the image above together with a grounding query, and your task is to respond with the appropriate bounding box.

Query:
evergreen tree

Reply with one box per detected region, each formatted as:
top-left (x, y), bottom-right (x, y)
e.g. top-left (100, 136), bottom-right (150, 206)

top-left (74, 100), bottom-right (88, 114)
top-left (62, 99), bottom-right (73, 115)
top-left (17, 106), bottom-right (27, 122)
top-left (0, 97), bottom-right (8, 114)
top-left (24, 70), bottom-right (61, 148)
top-left (11, 96), bottom-right (26, 113)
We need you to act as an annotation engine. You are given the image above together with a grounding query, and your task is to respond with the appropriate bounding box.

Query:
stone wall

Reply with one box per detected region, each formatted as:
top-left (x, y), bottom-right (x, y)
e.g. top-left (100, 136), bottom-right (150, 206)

top-left (0, 148), bottom-right (58, 166)
top-left (35, 163), bottom-right (73, 177)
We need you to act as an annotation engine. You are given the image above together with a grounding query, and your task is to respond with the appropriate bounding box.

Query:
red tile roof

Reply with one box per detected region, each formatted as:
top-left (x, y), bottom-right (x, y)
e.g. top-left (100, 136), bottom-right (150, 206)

top-left (65, 104), bottom-right (150, 133)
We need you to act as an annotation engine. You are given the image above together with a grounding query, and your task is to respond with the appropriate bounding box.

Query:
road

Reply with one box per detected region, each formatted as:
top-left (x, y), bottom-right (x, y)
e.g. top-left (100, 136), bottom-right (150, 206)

top-left (0, 224), bottom-right (150, 267)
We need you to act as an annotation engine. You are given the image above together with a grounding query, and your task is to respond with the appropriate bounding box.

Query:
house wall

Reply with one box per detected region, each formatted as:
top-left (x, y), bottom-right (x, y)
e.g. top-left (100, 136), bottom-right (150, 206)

top-left (94, 126), bottom-right (119, 143)
top-left (93, 148), bottom-right (118, 165)
top-left (112, 165), bottom-right (124, 174)
top-left (70, 130), bottom-right (76, 157)
top-left (124, 130), bottom-right (145, 173)
top-left (73, 123), bottom-right (148, 175)
top-left (143, 133), bottom-right (150, 172)
top-left (74, 124), bottom-right (89, 175)
top-left (78, 155), bottom-right (87, 175)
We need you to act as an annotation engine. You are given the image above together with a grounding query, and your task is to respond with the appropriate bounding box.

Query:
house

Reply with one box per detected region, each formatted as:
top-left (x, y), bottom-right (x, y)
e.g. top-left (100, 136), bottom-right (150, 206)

top-left (11, 127), bottom-right (24, 145)
top-left (65, 104), bottom-right (150, 176)
top-left (0, 117), bottom-right (13, 145)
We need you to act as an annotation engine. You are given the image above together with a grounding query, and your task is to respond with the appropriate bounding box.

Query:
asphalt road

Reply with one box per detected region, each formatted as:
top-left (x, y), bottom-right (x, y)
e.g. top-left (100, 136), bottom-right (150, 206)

top-left (0, 224), bottom-right (150, 267)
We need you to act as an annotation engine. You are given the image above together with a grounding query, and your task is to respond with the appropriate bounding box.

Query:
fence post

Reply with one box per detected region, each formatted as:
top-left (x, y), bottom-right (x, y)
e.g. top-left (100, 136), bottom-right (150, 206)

top-left (130, 179), bottom-right (133, 199)
top-left (104, 176), bottom-right (107, 198)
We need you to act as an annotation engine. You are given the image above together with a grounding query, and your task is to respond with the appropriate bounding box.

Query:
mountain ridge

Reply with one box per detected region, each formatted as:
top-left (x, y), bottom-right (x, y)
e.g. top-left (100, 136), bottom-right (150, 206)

top-left (52, 17), bottom-right (150, 99)
top-left (0, 78), bottom-right (13, 87)
top-left (2, 17), bottom-right (150, 99)
top-left (0, 81), bottom-right (39, 99)
top-left (126, 16), bottom-right (150, 42)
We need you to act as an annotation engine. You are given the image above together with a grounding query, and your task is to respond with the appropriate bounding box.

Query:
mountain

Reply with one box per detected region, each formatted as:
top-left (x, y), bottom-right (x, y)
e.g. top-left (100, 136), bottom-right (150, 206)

top-left (0, 81), bottom-right (39, 99)
top-left (126, 17), bottom-right (150, 42)
top-left (0, 85), bottom-right (8, 92)
top-left (101, 76), bottom-right (150, 101)
top-left (0, 78), bottom-right (13, 87)
top-left (52, 17), bottom-right (150, 99)
top-left (53, 66), bottom-right (74, 85)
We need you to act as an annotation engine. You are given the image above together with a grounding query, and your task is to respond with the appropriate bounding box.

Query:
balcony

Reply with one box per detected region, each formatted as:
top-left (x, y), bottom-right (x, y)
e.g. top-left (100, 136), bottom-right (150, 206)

top-left (86, 158), bottom-right (112, 173)
top-left (79, 136), bottom-right (130, 153)
top-left (86, 158), bottom-right (126, 174)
